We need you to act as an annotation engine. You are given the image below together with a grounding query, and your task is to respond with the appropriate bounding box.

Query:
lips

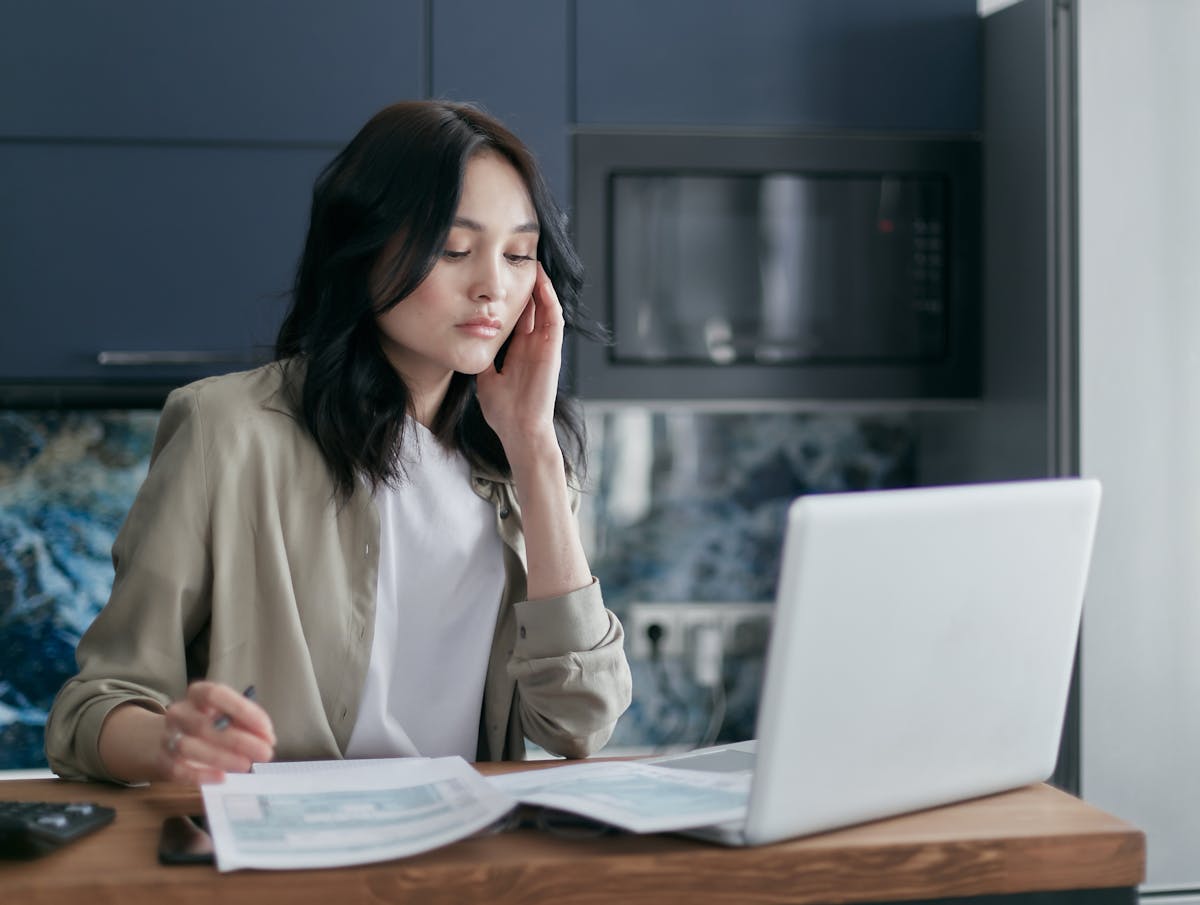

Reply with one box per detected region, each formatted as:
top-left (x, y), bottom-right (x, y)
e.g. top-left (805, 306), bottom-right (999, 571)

top-left (459, 316), bottom-right (503, 330)
top-left (456, 316), bottom-right (504, 339)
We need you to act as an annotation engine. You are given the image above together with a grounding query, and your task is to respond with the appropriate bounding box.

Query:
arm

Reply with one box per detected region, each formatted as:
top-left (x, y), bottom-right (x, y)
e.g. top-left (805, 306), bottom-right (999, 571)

top-left (477, 265), bottom-right (632, 756)
top-left (506, 492), bottom-right (632, 757)
top-left (477, 264), bottom-right (590, 601)
top-left (45, 388), bottom-right (274, 784)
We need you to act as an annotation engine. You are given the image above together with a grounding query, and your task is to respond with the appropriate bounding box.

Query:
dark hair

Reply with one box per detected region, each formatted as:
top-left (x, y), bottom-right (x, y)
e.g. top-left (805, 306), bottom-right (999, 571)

top-left (275, 100), bottom-right (599, 502)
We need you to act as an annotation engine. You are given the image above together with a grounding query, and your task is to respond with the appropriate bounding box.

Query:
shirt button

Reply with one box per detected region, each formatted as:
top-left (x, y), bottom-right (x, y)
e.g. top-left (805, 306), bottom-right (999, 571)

top-left (499, 507), bottom-right (511, 519)
top-left (519, 625), bottom-right (527, 639)
top-left (364, 543), bottom-right (370, 558)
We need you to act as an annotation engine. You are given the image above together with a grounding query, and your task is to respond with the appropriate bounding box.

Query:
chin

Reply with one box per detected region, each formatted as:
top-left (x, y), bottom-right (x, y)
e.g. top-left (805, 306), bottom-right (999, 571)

top-left (454, 357), bottom-right (496, 377)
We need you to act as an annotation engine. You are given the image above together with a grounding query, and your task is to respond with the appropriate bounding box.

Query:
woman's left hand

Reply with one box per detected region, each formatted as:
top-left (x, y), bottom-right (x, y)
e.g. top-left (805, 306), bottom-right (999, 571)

top-left (476, 262), bottom-right (563, 457)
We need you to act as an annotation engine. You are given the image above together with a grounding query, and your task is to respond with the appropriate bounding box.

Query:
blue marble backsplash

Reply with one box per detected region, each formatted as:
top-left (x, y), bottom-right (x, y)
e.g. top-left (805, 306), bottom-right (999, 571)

top-left (0, 405), bottom-right (915, 769)
top-left (0, 411), bottom-right (158, 770)
top-left (579, 407), bottom-right (916, 751)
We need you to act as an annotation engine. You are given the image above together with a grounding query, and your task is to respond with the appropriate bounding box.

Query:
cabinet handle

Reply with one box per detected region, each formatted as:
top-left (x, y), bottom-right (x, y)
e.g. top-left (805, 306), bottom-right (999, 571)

top-left (96, 350), bottom-right (266, 366)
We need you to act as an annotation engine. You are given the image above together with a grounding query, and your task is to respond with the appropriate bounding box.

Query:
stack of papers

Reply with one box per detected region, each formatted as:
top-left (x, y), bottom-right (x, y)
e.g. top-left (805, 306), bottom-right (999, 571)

top-left (199, 756), bottom-right (750, 872)
top-left (200, 757), bottom-right (511, 871)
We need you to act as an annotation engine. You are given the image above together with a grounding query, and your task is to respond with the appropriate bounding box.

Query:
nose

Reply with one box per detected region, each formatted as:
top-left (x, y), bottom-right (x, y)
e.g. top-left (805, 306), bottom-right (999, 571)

top-left (469, 254), bottom-right (506, 304)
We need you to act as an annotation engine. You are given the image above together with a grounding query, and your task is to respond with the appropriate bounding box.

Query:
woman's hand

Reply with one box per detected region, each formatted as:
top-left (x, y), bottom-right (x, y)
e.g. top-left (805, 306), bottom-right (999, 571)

top-left (475, 263), bottom-right (593, 601)
top-left (476, 262), bottom-right (563, 460)
top-left (158, 681), bottom-right (276, 785)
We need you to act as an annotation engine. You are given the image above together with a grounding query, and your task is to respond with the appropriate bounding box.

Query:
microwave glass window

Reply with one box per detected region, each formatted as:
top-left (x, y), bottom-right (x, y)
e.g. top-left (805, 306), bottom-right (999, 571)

top-left (609, 174), bottom-right (948, 365)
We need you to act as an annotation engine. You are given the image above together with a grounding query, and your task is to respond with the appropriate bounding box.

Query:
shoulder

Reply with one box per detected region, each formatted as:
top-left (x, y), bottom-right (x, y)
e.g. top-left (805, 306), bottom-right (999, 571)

top-left (162, 361), bottom-right (300, 436)
top-left (151, 362), bottom-right (313, 477)
top-left (173, 361), bottom-right (295, 416)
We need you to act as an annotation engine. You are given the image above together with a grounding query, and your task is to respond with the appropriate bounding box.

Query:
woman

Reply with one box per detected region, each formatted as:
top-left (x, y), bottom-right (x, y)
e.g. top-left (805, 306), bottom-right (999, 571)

top-left (45, 101), bottom-right (632, 785)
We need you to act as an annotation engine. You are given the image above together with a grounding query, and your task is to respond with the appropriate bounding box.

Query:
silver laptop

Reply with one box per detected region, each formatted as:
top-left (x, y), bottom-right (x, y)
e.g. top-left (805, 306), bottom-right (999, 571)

top-left (649, 478), bottom-right (1102, 846)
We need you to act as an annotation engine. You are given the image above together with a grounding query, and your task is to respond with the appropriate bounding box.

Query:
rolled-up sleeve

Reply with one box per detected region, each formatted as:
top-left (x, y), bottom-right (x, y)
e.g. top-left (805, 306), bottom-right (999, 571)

top-left (44, 388), bottom-right (211, 782)
top-left (508, 578), bottom-right (632, 758)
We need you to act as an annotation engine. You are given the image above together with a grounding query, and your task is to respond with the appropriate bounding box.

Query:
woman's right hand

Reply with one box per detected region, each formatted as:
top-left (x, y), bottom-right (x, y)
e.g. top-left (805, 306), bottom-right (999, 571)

top-left (158, 681), bottom-right (276, 784)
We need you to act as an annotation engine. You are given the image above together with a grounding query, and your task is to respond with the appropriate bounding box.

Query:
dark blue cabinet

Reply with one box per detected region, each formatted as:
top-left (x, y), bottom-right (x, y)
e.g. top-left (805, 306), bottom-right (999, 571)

top-left (0, 1), bottom-right (425, 387)
top-left (0, 143), bottom-right (333, 380)
top-left (575, 0), bottom-right (980, 132)
top-left (430, 0), bottom-right (570, 205)
top-left (0, 0), bottom-right (984, 388)
top-left (0, 0), bottom-right (425, 143)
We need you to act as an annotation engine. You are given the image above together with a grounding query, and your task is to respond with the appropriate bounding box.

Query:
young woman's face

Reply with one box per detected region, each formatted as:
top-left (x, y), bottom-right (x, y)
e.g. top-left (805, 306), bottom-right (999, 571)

top-left (373, 150), bottom-right (540, 393)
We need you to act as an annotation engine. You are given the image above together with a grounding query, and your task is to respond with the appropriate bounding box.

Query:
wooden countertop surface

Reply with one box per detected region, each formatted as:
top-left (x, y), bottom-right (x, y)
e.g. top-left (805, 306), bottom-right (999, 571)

top-left (0, 766), bottom-right (1144, 905)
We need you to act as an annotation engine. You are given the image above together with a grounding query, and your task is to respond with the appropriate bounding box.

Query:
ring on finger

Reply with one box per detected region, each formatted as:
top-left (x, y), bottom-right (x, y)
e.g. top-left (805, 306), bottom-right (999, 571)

top-left (165, 728), bottom-right (185, 756)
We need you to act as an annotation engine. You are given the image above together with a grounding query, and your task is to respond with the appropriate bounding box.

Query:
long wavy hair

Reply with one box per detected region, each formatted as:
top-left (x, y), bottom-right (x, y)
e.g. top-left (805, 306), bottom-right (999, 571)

top-left (275, 100), bottom-right (598, 502)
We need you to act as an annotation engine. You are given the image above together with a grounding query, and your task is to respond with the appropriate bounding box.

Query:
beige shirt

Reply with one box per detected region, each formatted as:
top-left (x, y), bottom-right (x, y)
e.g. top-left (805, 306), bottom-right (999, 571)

top-left (44, 362), bottom-right (632, 783)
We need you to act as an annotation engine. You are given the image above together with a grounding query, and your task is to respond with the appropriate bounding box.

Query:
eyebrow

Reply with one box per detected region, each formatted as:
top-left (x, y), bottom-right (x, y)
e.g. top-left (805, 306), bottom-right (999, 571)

top-left (453, 216), bottom-right (539, 235)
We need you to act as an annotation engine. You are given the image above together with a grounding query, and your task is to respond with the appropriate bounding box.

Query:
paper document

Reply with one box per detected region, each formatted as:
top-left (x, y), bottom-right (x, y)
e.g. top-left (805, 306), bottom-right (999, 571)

top-left (487, 761), bottom-right (751, 834)
top-left (251, 756), bottom-right (430, 775)
top-left (200, 756), bottom-right (514, 872)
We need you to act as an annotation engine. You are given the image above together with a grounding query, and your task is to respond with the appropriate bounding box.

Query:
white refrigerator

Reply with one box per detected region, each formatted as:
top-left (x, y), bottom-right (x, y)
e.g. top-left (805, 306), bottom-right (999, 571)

top-left (963, 0), bottom-right (1200, 899)
top-left (1078, 0), bottom-right (1200, 900)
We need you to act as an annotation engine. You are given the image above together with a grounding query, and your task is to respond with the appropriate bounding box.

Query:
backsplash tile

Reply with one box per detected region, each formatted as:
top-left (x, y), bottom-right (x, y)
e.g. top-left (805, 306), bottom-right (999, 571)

top-left (0, 411), bottom-right (157, 769)
top-left (579, 407), bottom-right (917, 751)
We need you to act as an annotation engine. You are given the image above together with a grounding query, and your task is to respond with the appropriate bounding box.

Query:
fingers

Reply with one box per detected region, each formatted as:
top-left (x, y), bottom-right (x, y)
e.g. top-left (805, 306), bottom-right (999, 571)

top-left (192, 681), bottom-right (276, 744)
top-left (517, 296), bottom-right (536, 336)
top-left (158, 744), bottom-right (225, 787)
top-left (160, 681), bottom-right (276, 784)
top-left (533, 263), bottom-right (564, 330)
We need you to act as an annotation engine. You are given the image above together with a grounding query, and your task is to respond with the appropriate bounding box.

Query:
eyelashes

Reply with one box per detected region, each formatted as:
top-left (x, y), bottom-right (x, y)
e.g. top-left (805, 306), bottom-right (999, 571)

top-left (441, 249), bottom-right (535, 266)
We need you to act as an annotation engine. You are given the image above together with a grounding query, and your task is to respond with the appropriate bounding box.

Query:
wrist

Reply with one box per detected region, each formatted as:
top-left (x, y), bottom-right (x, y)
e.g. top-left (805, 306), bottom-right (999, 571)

top-left (98, 703), bottom-right (168, 785)
top-left (501, 426), bottom-right (563, 473)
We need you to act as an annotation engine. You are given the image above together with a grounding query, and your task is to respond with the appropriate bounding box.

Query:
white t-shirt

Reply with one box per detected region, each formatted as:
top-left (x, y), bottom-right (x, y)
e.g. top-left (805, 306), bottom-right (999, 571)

top-left (345, 422), bottom-right (506, 760)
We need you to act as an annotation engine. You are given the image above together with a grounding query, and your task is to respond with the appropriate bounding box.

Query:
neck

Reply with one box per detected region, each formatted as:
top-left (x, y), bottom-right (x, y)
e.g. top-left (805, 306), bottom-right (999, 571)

top-left (407, 371), bottom-right (454, 428)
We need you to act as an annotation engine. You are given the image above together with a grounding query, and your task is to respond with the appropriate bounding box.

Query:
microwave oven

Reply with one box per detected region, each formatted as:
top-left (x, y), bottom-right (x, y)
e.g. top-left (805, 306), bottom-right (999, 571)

top-left (570, 130), bottom-right (981, 402)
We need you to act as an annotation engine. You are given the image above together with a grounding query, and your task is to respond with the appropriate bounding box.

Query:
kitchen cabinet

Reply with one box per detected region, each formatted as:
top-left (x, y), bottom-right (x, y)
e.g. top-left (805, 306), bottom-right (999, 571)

top-left (574, 0), bottom-right (979, 131)
top-left (0, 0), bottom-right (424, 144)
top-left (1, 0), bottom-right (981, 390)
top-left (0, 0), bottom-right (425, 390)
top-left (0, 143), bottom-right (332, 381)
top-left (431, 0), bottom-right (570, 205)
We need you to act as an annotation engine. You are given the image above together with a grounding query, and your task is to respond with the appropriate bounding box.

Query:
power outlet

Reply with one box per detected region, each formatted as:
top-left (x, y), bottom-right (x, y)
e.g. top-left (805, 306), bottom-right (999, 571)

top-left (626, 601), bottom-right (773, 661)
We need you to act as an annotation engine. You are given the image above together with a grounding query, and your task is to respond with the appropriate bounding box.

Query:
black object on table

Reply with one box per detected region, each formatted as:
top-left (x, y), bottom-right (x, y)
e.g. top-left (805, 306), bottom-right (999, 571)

top-left (0, 800), bottom-right (116, 858)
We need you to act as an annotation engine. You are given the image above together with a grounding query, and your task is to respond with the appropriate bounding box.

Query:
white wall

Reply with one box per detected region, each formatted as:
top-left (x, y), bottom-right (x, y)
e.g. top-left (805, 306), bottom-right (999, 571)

top-left (1079, 0), bottom-right (1200, 892)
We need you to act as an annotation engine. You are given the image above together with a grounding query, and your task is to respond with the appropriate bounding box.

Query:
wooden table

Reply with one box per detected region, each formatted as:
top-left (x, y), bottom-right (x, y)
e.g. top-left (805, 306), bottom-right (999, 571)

top-left (0, 768), bottom-right (1144, 905)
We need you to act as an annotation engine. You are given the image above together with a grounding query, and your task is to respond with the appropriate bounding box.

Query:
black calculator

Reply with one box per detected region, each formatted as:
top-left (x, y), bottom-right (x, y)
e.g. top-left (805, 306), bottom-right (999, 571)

top-left (0, 800), bottom-right (116, 857)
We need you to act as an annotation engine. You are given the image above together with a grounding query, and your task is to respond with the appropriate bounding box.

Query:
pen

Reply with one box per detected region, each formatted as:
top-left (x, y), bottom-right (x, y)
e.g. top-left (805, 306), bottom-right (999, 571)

top-left (212, 685), bottom-right (256, 731)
